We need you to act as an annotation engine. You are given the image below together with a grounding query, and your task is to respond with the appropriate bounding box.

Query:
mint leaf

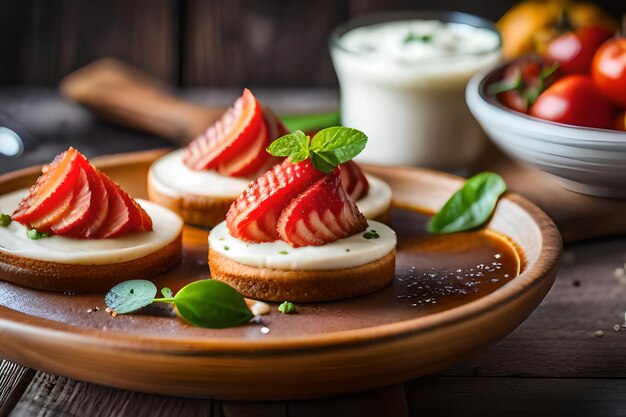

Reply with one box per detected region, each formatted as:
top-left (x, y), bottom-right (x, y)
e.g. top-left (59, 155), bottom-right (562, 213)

top-left (105, 280), bottom-right (157, 314)
top-left (266, 126), bottom-right (367, 173)
top-left (309, 151), bottom-right (336, 173)
top-left (428, 172), bottom-right (506, 234)
top-left (310, 127), bottom-right (367, 167)
top-left (266, 130), bottom-right (309, 162)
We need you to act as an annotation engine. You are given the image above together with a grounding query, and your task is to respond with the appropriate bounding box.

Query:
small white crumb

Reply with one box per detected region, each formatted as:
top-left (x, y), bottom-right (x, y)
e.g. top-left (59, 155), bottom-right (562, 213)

top-left (251, 301), bottom-right (270, 317)
top-left (261, 326), bottom-right (270, 334)
top-left (614, 324), bottom-right (621, 332)
top-left (614, 268), bottom-right (625, 279)
top-left (594, 330), bottom-right (604, 337)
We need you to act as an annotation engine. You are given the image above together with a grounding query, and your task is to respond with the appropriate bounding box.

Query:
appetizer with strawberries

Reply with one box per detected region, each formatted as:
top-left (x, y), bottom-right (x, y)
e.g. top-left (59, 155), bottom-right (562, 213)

top-left (0, 148), bottom-right (183, 292)
top-left (148, 89), bottom-right (392, 227)
top-left (208, 127), bottom-right (397, 302)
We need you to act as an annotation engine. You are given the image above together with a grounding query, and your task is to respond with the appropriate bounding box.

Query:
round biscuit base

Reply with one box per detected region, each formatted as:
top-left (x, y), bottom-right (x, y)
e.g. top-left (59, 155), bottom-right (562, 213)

top-left (209, 249), bottom-right (396, 302)
top-left (0, 234), bottom-right (182, 292)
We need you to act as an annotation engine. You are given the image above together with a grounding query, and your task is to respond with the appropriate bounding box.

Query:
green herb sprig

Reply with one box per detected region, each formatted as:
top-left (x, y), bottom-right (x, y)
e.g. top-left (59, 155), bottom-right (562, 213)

top-left (267, 127), bottom-right (367, 173)
top-left (105, 279), bottom-right (253, 328)
top-left (404, 33), bottom-right (432, 43)
top-left (0, 213), bottom-right (11, 227)
top-left (278, 301), bottom-right (298, 314)
top-left (428, 172), bottom-right (507, 234)
top-left (363, 230), bottom-right (380, 239)
top-left (27, 228), bottom-right (49, 240)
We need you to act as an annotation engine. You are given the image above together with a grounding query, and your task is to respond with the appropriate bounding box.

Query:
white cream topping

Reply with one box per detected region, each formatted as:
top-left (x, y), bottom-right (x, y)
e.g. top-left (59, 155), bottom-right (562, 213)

top-left (209, 220), bottom-right (395, 270)
top-left (149, 149), bottom-right (392, 219)
top-left (0, 189), bottom-right (183, 265)
top-left (149, 149), bottom-right (250, 198)
top-left (359, 174), bottom-right (392, 219)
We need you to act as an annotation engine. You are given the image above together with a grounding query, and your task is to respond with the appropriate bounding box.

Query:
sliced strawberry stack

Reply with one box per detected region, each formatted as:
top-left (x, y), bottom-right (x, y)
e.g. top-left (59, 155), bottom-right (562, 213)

top-left (226, 161), bottom-right (368, 247)
top-left (339, 160), bottom-right (369, 201)
top-left (226, 159), bottom-right (325, 242)
top-left (277, 169), bottom-right (367, 247)
top-left (12, 148), bottom-right (152, 239)
top-left (183, 89), bottom-right (283, 178)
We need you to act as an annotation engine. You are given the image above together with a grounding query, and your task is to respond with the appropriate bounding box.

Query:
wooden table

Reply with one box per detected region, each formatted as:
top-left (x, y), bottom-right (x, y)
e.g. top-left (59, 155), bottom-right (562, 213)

top-left (1, 89), bottom-right (625, 416)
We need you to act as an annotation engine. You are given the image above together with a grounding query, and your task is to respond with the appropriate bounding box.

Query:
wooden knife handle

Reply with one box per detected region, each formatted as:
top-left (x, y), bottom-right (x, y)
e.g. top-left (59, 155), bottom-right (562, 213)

top-left (60, 58), bottom-right (223, 146)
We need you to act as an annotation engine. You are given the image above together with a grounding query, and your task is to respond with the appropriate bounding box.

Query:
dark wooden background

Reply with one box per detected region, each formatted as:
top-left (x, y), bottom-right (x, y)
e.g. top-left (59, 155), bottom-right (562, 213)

top-left (1, 0), bottom-right (624, 88)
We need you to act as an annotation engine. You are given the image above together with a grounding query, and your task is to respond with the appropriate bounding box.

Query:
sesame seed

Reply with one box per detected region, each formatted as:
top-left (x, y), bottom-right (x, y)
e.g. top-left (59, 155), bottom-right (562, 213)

top-left (594, 330), bottom-right (604, 337)
top-left (261, 326), bottom-right (270, 334)
top-left (614, 267), bottom-right (625, 278)
top-left (111, 312), bottom-right (118, 318)
top-left (614, 324), bottom-right (621, 332)
top-left (105, 308), bottom-right (111, 313)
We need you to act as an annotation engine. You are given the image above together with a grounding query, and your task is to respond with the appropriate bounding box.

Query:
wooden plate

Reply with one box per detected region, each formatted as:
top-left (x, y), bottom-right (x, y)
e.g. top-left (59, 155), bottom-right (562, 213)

top-left (0, 149), bottom-right (561, 400)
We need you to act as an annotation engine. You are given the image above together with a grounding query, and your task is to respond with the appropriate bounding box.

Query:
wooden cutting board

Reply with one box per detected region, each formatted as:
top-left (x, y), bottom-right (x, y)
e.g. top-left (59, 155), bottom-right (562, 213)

top-left (60, 59), bottom-right (626, 244)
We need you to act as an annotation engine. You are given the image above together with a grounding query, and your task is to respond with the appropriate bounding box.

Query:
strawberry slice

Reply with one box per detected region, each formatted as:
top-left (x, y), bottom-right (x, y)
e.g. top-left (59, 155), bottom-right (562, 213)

top-left (277, 169), bottom-right (368, 247)
top-left (184, 89), bottom-right (263, 171)
top-left (94, 173), bottom-right (150, 239)
top-left (216, 107), bottom-right (288, 177)
top-left (76, 157), bottom-right (109, 238)
top-left (93, 175), bottom-right (130, 239)
top-left (12, 148), bottom-right (81, 224)
top-left (226, 159), bottom-right (324, 242)
top-left (50, 167), bottom-right (92, 235)
top-left (217, 119), bottom-right (271, 177)
top-left (13, 147), bottom-right (152, 239)
top-left (339, 160), bottom-right (369, 201)
top-left (28, 188), bottom-right (74, 232)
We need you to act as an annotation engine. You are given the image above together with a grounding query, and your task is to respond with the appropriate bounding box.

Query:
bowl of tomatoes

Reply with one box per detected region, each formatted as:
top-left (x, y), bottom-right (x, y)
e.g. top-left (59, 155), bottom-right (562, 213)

top-left (466, 26), bottom-right (626, 198)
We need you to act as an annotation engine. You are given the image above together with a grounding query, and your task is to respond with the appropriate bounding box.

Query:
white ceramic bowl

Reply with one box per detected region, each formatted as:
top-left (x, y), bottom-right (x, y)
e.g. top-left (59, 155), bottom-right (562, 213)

top-left (466, 62), bottom-right (626, 198)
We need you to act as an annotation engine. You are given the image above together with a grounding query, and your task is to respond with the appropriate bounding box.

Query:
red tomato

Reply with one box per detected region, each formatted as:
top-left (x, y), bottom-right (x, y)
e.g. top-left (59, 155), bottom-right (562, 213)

top-left (592, 38), bottom-right (626, 108)
top-left (490, 58), bottom-right (558, 114)
top-left (530, 74), bottom-right (614, 129)
top-left (544, 26), bottom-right (613, 74)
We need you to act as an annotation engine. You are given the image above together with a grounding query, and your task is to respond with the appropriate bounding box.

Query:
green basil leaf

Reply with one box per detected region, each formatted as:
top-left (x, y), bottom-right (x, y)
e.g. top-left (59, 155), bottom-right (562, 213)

top-left (310, 127), bottom-right (367, 167)
top-left (428, 172), bottom-right (507, 234)
top-left (174, 280), bottom-right (253, 329)
top-left (266, 130), bottom-right (309, 162)
top-left (105, 280), bottom-right (157, 314)
top-left (280, 111), bottom-right (341, 133)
